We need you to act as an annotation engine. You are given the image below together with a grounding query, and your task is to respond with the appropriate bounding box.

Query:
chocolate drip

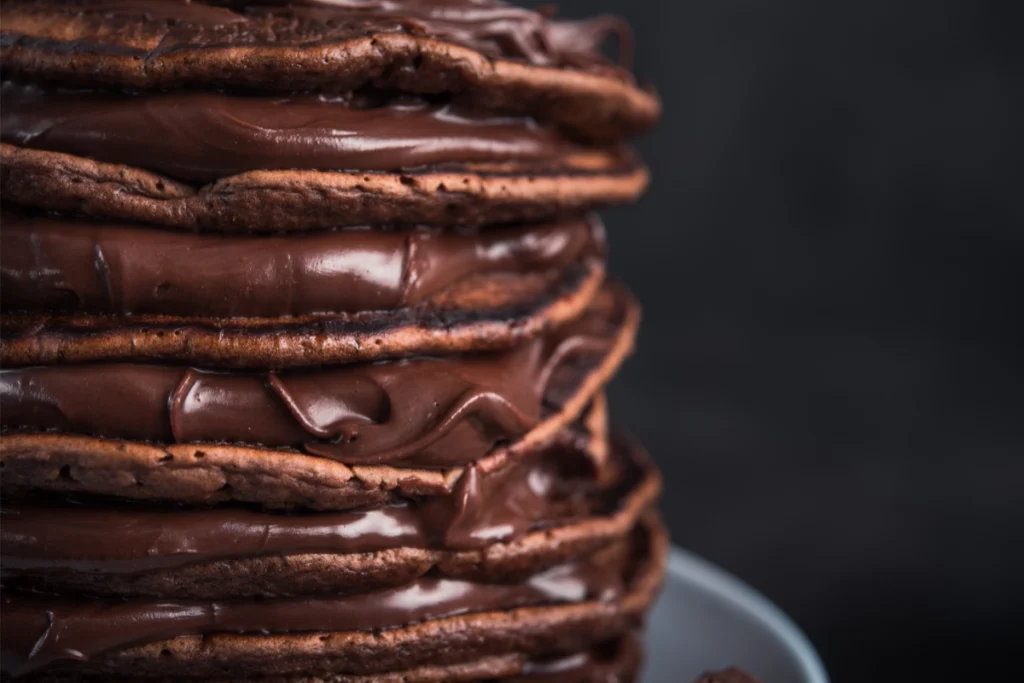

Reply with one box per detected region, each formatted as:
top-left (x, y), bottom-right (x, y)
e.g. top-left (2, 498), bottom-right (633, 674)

top-left (0, 83), bottom-right (596, 183)
top-left (0, 212), bottom-right (601, 317)
top-left (0, 555), bottom-right (623, 677)
top-left (0, 303), bottom-right (616, 466)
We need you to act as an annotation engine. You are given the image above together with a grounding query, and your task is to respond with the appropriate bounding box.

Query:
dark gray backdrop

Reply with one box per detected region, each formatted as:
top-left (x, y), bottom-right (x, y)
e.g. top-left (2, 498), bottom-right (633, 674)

top-left (524, 0), bottom-right (1024, 680)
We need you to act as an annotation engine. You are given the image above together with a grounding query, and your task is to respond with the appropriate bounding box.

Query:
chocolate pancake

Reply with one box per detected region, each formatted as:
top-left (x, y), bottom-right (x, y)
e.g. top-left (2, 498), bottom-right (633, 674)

top-left (1, 429), bottom-right (660, 599)
top-left (12, 633), bottom-right (643, 683)
top-left (0, 243), bottom-right (623, 369)
top-left (0, 136), bottom-right (646, 232)
top-left (0, 210), bottom-right (607, 366)
top-left (0, 3), bottom-right (666, 683)
top-left (0, 290), bottom-right (633, 466)
top-left (0, 0), bottom-right (660, 143)
top-left (0, 282), bottom-right (636, 467)
top-left (1, 289), bottom-right (636, 511)
top-left (0, 512), bottom-right (665, 680)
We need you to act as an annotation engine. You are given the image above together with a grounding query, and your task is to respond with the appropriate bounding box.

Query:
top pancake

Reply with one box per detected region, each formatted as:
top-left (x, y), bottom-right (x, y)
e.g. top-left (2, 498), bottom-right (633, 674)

top-left (0, 1), bottom-right (656, 229)
top-left (0, 0), bottom-right (660, 143)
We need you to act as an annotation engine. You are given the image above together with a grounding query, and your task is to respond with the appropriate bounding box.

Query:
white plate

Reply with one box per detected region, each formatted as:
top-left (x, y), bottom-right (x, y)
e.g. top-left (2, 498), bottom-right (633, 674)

top-left (643, 547), bottom-right (829, 683)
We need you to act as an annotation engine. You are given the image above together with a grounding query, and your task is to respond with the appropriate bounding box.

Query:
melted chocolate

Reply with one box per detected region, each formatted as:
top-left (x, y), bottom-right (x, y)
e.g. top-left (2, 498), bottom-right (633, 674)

top-left (0, 83), bottom-right (594, 183)
top-left (0, 555), bottom-right (623, 677)
top-left (0, 440), bottom-right (598, 575)
top-left (0, 212), bottom-right (602, 317)
top-left (0, 304), bottom-right (616, 466)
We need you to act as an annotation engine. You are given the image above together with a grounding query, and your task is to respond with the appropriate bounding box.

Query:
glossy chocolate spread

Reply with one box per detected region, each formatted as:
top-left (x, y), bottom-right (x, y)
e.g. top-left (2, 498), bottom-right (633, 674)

top-left (0, 83), bottom-right (598, 182)
top-left (0, 298), bottom-right (618, 466)
top-left (0, 552), bottom-right (623, 676)
top-left (0, 435), bottom-right (607, 574)
top-left (0, 212), bottom-right (603, 317)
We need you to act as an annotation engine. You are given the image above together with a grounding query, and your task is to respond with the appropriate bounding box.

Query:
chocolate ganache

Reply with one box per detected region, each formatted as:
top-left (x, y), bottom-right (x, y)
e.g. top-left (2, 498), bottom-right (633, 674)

top-left (0, 552), bottom-right (624, 677)
top-left (0, 301), bottom-right (618, 466)
top-left (0, 83), bottom-right (606, 183)
top-left (0, 212), bottom-right (603, 318)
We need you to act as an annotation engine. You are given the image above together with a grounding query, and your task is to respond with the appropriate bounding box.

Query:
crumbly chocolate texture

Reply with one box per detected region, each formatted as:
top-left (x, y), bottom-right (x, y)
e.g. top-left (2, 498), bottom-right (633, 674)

top-left (0, 1), bottom-right (660, 143)
top-left (2, 513), bottom-right (664, 681)
top-left (3, 430), bottom-right (660, 600)
top-left (0, 253), bottom-right (631, 370)
top-left (0, 144), bottom-right (648, 231)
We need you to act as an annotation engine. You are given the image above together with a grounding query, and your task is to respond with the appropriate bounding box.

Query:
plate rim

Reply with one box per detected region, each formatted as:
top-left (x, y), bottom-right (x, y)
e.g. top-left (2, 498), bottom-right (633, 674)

top-left (664, 545), bottom-right (830, 683)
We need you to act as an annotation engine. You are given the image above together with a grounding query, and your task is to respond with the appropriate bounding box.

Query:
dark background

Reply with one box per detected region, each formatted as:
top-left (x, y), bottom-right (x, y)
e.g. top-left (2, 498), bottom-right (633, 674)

top-left (528, 0), bottom-right (1024, 681)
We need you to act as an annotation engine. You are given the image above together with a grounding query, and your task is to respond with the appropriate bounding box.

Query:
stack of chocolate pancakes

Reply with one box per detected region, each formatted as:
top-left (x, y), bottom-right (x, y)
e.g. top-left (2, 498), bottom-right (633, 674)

top-left (0, 1), bottom-right (665, 681)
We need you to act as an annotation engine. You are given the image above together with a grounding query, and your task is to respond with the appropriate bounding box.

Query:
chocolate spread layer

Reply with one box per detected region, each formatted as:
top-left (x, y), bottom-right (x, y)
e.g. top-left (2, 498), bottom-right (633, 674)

top-left (0, 552), bottom-right (624, 677)
top-left (0, 298), bottom-right (618, 466)
top-left (0, 211), bottom-right (602, 318)
top-left (0, 437), bottom-right (605, 571)
top-left (0, 83), bottom-right (604, 183)
top-left (0, 1), bottom-right (658, 144)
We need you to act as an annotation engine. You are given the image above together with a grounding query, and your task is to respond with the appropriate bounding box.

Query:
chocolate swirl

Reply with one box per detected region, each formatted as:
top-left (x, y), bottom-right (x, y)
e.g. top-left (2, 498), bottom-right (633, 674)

top-left (0, 83), bottom-right (597, 183)
top-left (0, 212), bottom-right (602, 318)
top-left (0, 303), bottom-right (618, 466)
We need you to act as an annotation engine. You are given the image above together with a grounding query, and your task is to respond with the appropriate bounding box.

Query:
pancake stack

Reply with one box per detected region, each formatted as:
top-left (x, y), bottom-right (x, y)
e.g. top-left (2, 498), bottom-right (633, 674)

top-left (0, 1), bottom-right (665, 681)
